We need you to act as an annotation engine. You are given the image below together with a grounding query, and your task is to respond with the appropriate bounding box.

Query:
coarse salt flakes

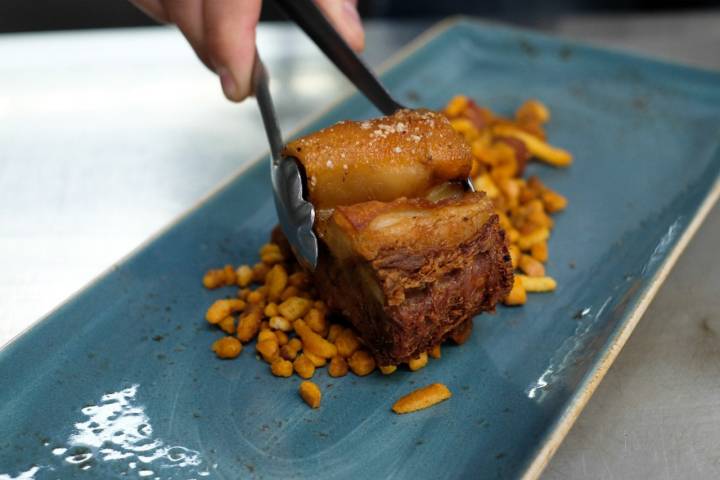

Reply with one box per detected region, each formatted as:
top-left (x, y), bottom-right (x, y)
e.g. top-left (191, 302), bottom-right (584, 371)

top-left (393, 146), bottom-right (402, 153)
top-left (360, 122), bottom-right (371, 130)
top-left (326, 160), bottom-right (334, 168)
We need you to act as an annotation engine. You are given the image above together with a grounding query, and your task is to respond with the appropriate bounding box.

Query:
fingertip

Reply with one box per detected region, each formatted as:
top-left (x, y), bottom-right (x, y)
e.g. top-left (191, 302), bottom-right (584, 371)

top-left (205, 32), bottom-right (256, 101)
top-left (203, 0), bottom-right (261, 102)
top-left (348, 29), bottom-right (366, 53)
top-left (341, 0), bottom-right (365, 52)
top-left (217, 67), bottom-right (241, 102)
top-left (315, 0), bottom-right (365, 53)
top-left (212, 53), bottom-right (255, 102)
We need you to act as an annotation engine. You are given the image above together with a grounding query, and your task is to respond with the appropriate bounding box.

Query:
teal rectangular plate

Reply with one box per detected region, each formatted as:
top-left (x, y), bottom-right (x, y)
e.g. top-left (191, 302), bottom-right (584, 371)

top-left (1, 19), bottom-right (719, 480)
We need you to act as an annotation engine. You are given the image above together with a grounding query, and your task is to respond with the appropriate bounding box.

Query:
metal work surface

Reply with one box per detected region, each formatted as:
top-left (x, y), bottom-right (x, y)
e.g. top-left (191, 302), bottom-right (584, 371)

top-left (1, 11), bottom-right (719, 479)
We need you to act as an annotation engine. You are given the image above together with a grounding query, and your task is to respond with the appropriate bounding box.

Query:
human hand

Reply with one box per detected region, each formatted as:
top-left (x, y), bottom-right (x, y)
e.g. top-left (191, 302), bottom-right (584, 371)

top-left (130, 0), bottom-right (364, 102)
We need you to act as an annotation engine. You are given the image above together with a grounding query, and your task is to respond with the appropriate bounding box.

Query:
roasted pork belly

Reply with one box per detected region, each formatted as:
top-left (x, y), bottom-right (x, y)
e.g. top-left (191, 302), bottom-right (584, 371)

top-left (278, 109), bottom-right (512, 364)
top-left (312, 192), bottom-right (513, 365)
top-left (283, 109), bottom-right (472, 209)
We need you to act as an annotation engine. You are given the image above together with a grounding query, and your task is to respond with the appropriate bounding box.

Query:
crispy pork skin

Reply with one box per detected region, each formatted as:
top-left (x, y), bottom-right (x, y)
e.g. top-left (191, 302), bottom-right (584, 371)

top-left (283, 109), bottom-right (472, 209)
top-left (312, 192), bottom-right (513, 365)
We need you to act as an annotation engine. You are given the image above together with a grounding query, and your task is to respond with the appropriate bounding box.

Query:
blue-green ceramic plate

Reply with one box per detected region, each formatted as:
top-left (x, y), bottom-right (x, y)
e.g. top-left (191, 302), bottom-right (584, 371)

top-left (1, 18), bottom-right (719, 480)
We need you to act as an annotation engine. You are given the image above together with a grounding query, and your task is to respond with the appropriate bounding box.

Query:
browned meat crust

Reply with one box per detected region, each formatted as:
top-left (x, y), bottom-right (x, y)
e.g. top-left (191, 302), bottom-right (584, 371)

top-left (311, 192), bottom-right (513, 364)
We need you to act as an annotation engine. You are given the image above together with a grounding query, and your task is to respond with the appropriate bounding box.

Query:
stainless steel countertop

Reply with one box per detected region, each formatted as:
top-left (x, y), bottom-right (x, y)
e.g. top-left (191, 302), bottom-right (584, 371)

top-left (1, 11), bottom-right (719, 479)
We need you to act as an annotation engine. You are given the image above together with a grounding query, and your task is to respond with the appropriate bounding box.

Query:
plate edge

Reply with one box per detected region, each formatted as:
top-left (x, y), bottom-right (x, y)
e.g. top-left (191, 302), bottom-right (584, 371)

top-left (521, 177), bottom-right (720, 480)
top-left (0, 18), bottom-right (461, 354)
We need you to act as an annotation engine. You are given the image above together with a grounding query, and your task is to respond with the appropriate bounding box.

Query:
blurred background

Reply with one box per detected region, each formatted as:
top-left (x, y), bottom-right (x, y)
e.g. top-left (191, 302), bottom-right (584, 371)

top-left (1, 0), bottom-right (719, 32)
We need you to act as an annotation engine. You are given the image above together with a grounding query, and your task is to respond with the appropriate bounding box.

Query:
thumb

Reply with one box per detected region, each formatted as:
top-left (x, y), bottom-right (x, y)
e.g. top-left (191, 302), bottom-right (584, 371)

top-left (314, 0), bottom-right (365, 52)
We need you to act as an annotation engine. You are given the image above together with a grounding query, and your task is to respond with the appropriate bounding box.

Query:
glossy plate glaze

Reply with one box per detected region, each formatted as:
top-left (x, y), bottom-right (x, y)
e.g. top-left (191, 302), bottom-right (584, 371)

top-left (1, 19), bottom-right (719, 480)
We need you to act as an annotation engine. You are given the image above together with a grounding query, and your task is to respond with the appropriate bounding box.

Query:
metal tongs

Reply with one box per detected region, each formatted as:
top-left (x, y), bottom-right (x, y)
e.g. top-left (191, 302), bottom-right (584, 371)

top-left (253, 0), bottom-right (473, 270)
